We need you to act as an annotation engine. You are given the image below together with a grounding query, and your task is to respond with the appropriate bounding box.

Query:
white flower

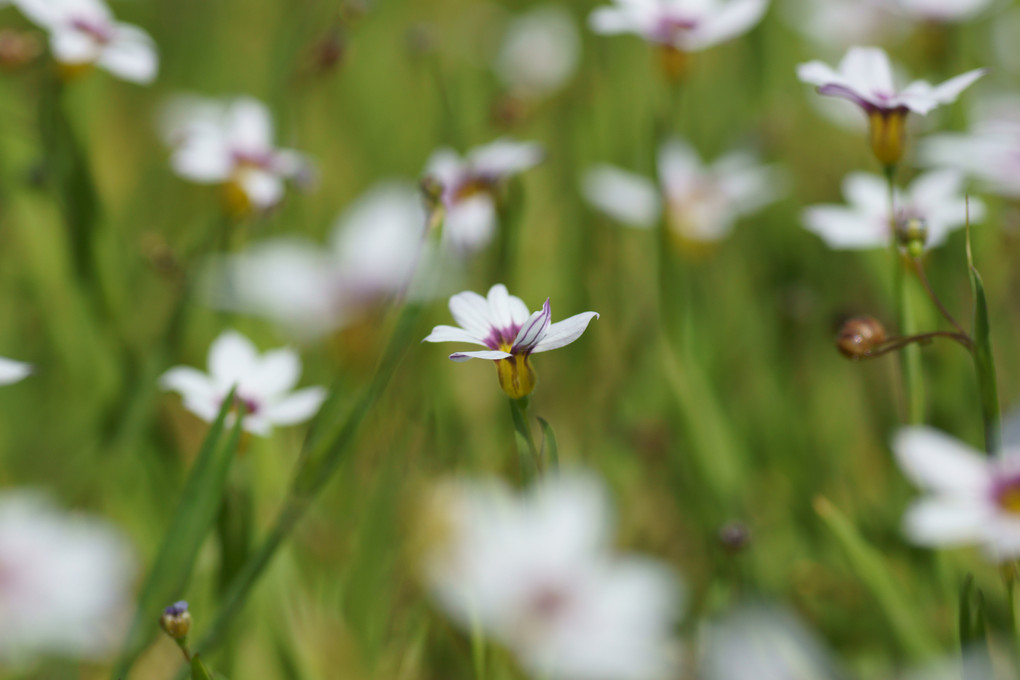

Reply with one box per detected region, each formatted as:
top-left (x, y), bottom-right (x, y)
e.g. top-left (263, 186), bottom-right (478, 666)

top-left (588, 0), bottom-right (769, 52)
top-left (892, 426), bottom-right (1020, 561)
top-left (0, 357), bottom-right (32, 385)
top-left (159, 330), bottom-right (326, 436)
top-left (890, 0), bottom-right (993, 22)
top-left (424, 283), bottom-right (597, 398)
top-left (801, 169), bottom-right (982, 250)
top-left (421, 473), bottom-right (682, 680)
top-left (496, 6), bottom-right (580, 99)
top-left (0, 491), bottom-right (135, 663)
top-left (783, 0), bottom-right (905, 49)
top-left (582, 138), bottom-right (784, 243)
top-left (424, 139), bottom-right (543, 254)
top-left (208, 182), bottom-right (434, 340)
top-left (798, 46), bottom-right (985, 117)
top-left (160, 95), bottom-right (313, 214)
top-left (920, 96), bottom-right (1020, 199)
top-left (12, 0), bottom-right (157, 83)
top-left (798, 46), bottom-right (985, 165)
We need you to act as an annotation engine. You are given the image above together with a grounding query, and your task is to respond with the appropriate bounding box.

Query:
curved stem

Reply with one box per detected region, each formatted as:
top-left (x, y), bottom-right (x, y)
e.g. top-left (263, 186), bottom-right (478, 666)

top-left (911, 257), bottom-right (968, 338)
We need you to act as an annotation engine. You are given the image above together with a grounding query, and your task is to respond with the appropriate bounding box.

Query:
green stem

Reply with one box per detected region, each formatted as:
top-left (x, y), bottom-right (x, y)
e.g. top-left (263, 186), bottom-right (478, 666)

top-left (886, 165), bottom-right (924, 424)
top-left (966, 220), bottom-right (1001, 455)
top-left (509, 396), bottom-right (541, 482)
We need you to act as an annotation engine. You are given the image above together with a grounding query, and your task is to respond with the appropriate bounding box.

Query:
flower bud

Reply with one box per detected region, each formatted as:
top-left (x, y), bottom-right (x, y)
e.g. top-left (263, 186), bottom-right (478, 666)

top-left (836, 315), bottom-right (887, 359)
top-left (497, 354), bottom-right (537, 400)
top-left (657, 46), bottom-right (690, 84)
top-left (159, 601), bottom-right (192, 641)
top-left (868, 109), bottom-right (907, 167)
top-left (895, 215), bottom-right (927, 259)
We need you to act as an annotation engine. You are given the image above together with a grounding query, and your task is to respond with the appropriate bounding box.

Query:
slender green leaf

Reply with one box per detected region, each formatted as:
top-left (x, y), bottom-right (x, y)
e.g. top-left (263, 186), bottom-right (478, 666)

top-left (537, 417), bottom-right (559, 472)
top-left (966, 219), bottom-right (1000, 455)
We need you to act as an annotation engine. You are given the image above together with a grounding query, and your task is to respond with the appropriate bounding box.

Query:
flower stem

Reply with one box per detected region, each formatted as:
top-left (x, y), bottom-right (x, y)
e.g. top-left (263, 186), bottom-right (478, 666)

top-left (509, 396), bottom-right (542, 482)
top-left (886, 165), bottom-right (924, 423)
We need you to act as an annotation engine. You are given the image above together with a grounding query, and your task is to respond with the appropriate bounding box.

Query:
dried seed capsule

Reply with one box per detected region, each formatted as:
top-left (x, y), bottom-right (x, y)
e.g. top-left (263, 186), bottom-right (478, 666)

top-left (836, 315), bottom-right (887, 359)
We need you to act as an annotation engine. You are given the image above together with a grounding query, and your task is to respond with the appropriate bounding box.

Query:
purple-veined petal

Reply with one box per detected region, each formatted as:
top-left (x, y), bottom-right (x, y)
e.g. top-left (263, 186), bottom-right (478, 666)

top-left (512, 299), bottom-right (552, 353)
top-left (531, 312), bottom-right (599, 353)
top-left (487, 283), bottom-right (529, 334)
top-left (423, 325), bottom-right (489, 346)
top-left (449, 290), bottom-right (494, 338)
top-left (449, 350), bottom-right (512, 362)
top-left (839, 46), bottom-right (895, 100)
top-left (262, 386), bottom-right (327, 426)
top-left (98, 23), bottom-right (157, 84)
top-left (893, 426), bottom-right (990, 495)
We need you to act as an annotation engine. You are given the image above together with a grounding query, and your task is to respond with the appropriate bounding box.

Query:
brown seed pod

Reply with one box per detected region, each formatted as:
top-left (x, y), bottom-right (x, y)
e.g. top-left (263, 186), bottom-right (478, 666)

top-left (836, 315), bottom-right (887, 360)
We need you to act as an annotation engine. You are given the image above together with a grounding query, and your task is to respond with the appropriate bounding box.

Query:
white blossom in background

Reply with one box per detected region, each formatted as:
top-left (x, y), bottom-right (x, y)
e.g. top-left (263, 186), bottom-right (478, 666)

top-left (699, 604), bottom-right (839, 680)
top-left (797, 46), bottom-right (985, 165)
top-left (496, 6), bottom-right (580, 99)
top-left (0, 357), bottom-right (32, 385)
top-left (11, 0), bottom-right (157, 83)
top-left (423, 139), bottom-right (543, 254)
top-left (421, 472), bottom-right (682, 680)
top-left (588, 0), bottom-right (769, 52)
top-left (889, 0), bottom-right (994, 22)
top-left (423, 283), bottom-right (598, 398)
top-left (893, 426), bottom-right (1020, 561)
top-left (920, 96), bottom-right (1020, 199)
top-left (801, 170), bottom-right (981, 250)
top-left (159, 330), bottom-right (326, 436)
top-left (582, 138), bottom-right (785, 245)
top-left (208, 182), bottom-right (436, 340)
top-left (783, 0), bottom-right (904, 50)
top-left (0, 492), bottom-right (135, 663)
top-left (160, 95), bottom-right (314, 215)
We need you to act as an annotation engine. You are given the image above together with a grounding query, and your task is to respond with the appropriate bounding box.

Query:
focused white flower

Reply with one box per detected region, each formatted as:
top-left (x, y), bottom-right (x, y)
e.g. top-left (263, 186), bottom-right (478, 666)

top-left (424, 139), bottom-right (543, 254)
top-left (423, 283), bottom-right (598, 399)
top-left (0, 357), bottom-right (31, 385)
top-left (0, 491), bottom-right (135, 663)
top-left (160, 95), bottom-right (313, 216)
top-left (797, 46), bottom-right (985, 165)
top-left (589, 0), bottom-right (769, 52)
top-left (920, 96), bottom-right (1020, 199)
top-left (208, 182), bottom-right (435, 340)
top-left (893, 426), bottom-right (1020, 561)
top-left (11, 0), bottom-right (157, 83)
top-left (496, 6), bottom-right (580, 99)
top-left (582, 139), bottom-right (784, 247)
top-left (159, 330), bottom-right (326, 436)
top-left (802, 169), bottom-right (982, 250)
top-left (889, 0), bottom-right (993, 22)
top-left (421, 472), bottom-right (682, 680)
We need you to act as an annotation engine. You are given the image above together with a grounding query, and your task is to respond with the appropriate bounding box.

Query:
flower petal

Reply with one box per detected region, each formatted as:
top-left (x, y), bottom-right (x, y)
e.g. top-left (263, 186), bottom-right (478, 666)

top-left (840, 46), bottom-right (895, 100)
top-left (50, 27), bottom-right (100, 64)
top-left (98, 23), bottom-right (157, 84)
top-left (227, 97), bottom-right (274, 154)
top-left (207, 330), bottom-right (260, 390)
top-left (487, 284), bottom-right (531, 333)
top-left (262, 386), bottom-right (327, 426)
top-left (423, 325), bottom-right (489, 346)
top-left (581, 165), bottom-right (661, 228)
top-left (683, 0), bottom-right (768, 51)
top-left (449, 350), bottom-right (512, 362)
top-left (449, 290), bottom-right (495, 338)
top-left (158, 366), bottom-right (215, 402)
top-left (240, 169), bottom-right (285, 210)
top-left (930, 68), bottom-right (987, 105)
top-left (512, 299), bottom-right (552, 353)
top-left (902, 497), bottom-right (990, 547)
top-left (0, 357), bottom-right (32, 385)
top-left (893, 426), bottom-right (989, 495)
top-left (443, 196), bottom-right (497, 254)
top-left (531, 311), bottom-right (599, 353)
top-left (801, 205), bottom-right (885, 250)
top-left (248, 348), bottom-right (301, 398)
top-left (469, 139), bottom-right (544, 179)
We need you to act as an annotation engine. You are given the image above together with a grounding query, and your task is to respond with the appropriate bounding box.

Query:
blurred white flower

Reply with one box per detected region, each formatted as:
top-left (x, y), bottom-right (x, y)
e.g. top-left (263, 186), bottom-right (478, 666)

top-left (889, 0), bottom-right (993, 22)
top-left (0, 357), bottom-right (31, 385)
top-left (798, 46), bottom-right (985, 165)
top-left (801, 169), bottom-right (981, 250)
top-left (920, 96), bottom-right (1020, 199)
top-left (160, 95), bottom-right (313, 215)
top-left (893, 426), bottom-right (1020, 561)
top-left (496, 6), bottom-right (580, 99)
top-left (159, 330), bottom-right (326, 436)
top-left (424, 283), bottom-right (598, 398)
top-left (422, 472), bottom-right (682, 680)
top-left (11, 0), bottom-right (157, 83)
top-left (589, 0), bottom-right (769, 51)
top-left (699, 604), bottom-right (839, 680)
top-left (424, 139), bottom-right (543, 254)
top-left (784, 0), bottom-right (904, 50)
top-left (0, 491), bottom-right (134, 663)
top-left (582, 138), bottom-right (785, 244)
top-left (209, 182), bottom-right (433, 340)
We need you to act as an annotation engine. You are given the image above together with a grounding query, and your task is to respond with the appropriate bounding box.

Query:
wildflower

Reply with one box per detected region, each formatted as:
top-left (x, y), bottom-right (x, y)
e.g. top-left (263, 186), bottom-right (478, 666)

top-left (11, 0), bottom-right (157, 83)
top-left (0, 357), bottom-right (31, 385)
top-left (159, 601), bottom-right (191, 641)
top-left (893, 426), bottom-right (1020, 561)
top-left (496, 6), bottom-right (580, 100)
top-left (920, 96), bottom-right (1020, 199)
top-left (784, 0), bottom-right (905, 50)
top-left (208, 182), bottom-right (434, 340)
top-left (890, 0), bottom-right (993, 23)
top-left (423, 139), bottom-right (543, 254)
top-left (801, 170), bottom-right (981, 251)
top-left (421, 472), bottom-right (682, 680)
top-left (160, 95), bottom-right (314, 217)
top-left (159, 330), bottom-right (326, 436)
top-left (797, 46), bottom-right (985, 165)
top-left (423, 284), bottom-right (598, 399)
top-left (583, 139), bottom-right (784, 249)
top-left (0, 491), bottom-right (135, 662)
